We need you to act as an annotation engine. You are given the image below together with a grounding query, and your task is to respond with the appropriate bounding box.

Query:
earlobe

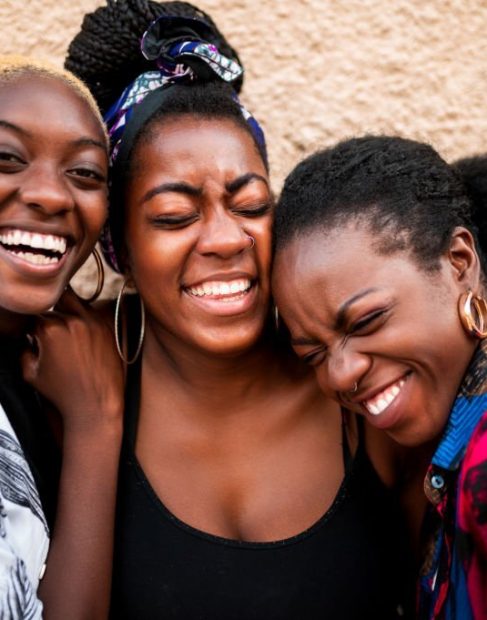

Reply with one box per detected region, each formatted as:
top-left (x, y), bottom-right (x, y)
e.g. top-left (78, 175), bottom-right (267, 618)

top-left (448, 227), bottom-right (481, 288)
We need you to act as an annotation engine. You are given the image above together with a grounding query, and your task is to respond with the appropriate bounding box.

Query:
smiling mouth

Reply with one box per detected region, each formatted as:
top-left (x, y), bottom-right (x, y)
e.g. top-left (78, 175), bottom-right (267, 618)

top-left (0, 229), bottom-right (69, 266)
top-left (362, 376), bottom-right (407, 416)
top-left (185, 278), bottom-right (253, 302)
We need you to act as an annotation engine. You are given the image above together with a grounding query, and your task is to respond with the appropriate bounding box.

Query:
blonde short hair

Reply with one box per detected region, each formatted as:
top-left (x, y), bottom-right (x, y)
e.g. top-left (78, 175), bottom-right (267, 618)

top-left (0, 54), bottom-right (108, 145)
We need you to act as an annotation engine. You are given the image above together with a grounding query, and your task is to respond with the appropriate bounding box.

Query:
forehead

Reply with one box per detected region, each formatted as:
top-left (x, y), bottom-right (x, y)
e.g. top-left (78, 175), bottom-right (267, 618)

top-left (132, 116), bottom-right (267, 180)
top-left (272, 224), bottom-right (418, 326)
top-left (0, 74), bottom-right (103, 139)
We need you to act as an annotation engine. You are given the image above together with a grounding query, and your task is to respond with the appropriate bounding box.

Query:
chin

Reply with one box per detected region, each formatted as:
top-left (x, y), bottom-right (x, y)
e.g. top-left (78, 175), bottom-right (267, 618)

top-left (196, 326), bottom-right (263, 358)
top-left (388, 416), bottom-right (447, 448)
top-left (1, 288), bottom-right (63, 317)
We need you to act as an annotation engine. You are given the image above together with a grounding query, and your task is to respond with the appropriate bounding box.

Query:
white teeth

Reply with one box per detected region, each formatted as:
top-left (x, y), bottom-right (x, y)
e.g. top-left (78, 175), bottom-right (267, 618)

top-left (363, 378), bottom-right (406, 416)
top-left (14, 251), bottom-right (60, 266)
top-left (0, 229), bottom-right (67, 254)
top-left (187, 279), bottom-right (251, 298)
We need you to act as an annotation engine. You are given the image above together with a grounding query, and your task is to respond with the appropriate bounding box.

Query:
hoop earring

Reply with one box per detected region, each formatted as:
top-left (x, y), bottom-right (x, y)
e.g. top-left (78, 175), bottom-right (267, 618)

top-left (114, 279), bottom-right (145, 364)
top-left (349, 382), bottom-right (358, 394)
top-left (458, 289), bottom-right (487, 339)
top-left (273, 304), bottom-right (280, 331)
top-left (79, 249), bottom-right (105, 303)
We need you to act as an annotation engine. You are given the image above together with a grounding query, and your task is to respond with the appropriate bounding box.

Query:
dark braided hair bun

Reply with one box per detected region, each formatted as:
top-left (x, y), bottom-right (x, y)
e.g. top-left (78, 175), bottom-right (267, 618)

top-left (65, 0), bottom-right (243, 114)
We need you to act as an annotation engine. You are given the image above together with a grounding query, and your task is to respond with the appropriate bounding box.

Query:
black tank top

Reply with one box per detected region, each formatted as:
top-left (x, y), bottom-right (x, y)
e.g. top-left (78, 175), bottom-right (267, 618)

top-left (110, 361), bottom-right (413, 619)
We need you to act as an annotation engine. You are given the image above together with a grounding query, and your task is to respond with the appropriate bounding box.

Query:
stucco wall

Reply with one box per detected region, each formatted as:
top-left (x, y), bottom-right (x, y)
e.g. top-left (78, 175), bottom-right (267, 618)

top-left (2, 0), bottom-right (487, 293)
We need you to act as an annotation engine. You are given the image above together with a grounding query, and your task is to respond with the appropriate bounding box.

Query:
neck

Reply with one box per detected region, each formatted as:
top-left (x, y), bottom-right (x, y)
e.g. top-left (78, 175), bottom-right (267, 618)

top-left (0, 307), bottom-right (32, 340)
top-left (141, 322), bottom-right (299, 415)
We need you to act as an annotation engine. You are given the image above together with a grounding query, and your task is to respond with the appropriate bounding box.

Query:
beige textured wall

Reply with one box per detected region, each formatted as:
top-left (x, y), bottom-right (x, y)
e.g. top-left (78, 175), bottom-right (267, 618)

top-left (2, 0), bottom-right (487, 293)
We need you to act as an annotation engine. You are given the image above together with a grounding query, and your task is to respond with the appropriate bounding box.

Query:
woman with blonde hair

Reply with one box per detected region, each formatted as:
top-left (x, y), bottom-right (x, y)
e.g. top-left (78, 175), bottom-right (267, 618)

top-left (0, 56), bottom-right (122, 619)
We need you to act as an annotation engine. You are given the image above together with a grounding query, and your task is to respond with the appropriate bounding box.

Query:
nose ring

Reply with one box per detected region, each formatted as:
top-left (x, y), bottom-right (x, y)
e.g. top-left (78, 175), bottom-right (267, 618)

top-left (350, 382), bottom-right (358, 394)
top-left (247, 235), bottom-right (255, 249)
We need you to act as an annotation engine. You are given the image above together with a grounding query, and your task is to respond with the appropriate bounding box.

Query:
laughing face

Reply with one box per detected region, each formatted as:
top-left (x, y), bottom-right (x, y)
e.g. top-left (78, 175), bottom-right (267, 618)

top-left (272, 223), bottom-right (480, 446)
top-left (0, 74), bottom-right (108, 325)
top-left (124, 116), bottom-right (273, 357)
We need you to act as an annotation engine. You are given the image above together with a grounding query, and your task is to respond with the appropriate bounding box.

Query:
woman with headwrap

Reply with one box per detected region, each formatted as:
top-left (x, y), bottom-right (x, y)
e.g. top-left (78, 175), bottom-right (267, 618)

top-left (28, 2), bottom-right (414, 617)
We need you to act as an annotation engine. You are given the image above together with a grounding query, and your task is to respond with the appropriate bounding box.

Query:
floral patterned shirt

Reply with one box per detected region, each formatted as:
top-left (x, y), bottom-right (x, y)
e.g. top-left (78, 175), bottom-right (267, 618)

top-left (419, 340), bottom-right (487, 619)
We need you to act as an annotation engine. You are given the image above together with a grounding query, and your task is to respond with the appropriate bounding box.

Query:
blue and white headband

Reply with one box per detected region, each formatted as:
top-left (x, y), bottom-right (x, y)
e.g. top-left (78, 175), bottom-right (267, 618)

top-left (101, 15), bottom-right (267, 271)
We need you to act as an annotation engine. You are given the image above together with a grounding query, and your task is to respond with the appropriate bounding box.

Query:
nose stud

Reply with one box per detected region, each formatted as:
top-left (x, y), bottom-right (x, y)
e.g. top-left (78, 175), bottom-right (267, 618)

top-left (349, 382), bottom-right (358, 394)
top-left (247, 235), bottom-right (255, 249)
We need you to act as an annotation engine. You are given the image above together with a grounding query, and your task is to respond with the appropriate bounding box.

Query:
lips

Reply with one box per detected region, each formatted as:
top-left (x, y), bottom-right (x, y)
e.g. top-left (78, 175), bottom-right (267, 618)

top-left (0, 227), bottom-right (69, 267)
top-left (182, 275), bottom-right (258, 316)
top-left (362, 376), bottom-right (407, 416)
top-left (186, 278), bottom-right (252, 300)
top-left (0, 226), bottom-right (73, 274)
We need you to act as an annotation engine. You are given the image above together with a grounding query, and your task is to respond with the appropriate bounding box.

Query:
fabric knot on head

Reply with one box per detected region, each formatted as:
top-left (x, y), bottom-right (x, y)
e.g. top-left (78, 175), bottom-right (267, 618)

top-left (100, 14), bottom-right (266, 273)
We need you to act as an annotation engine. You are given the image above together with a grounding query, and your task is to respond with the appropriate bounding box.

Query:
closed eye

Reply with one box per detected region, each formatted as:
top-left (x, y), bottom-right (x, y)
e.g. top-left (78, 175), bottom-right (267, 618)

top-left (233, 201), bottom-right (273, 218)
top-left (149, 213), bottom-right (199, 229)
top-left (350, 309), bottom-right (388, 334)
top-left (301, 346), bottom-right (328, 367)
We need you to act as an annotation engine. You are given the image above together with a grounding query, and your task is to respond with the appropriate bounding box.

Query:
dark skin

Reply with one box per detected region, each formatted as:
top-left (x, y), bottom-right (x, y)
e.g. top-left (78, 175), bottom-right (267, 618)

top-left (272, 221), bottom-right (483, 552)
top-left (31, 115), bottom-right (405, 552)
top-left (272, 223), bottom-right (480, 447)
top-left (121, 116), bottom-right (395, 541)
top-left (0, 73), bottom-right (123, 619)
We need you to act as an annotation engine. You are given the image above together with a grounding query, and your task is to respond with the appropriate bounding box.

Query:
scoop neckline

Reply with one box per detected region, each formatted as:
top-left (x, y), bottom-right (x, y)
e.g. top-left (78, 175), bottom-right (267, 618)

top-left (128, 448), bottom-right (360, 549)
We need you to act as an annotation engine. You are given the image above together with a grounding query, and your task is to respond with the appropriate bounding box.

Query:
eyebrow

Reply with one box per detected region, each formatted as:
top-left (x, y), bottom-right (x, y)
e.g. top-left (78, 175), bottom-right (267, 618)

top-left (0, 120), bottom-right (106, 151)
top-left (141, 172), bottom-right (269, 206)
top-left (72, 137), bottom-right (107, 151)
top-left (334, 287), bottom-right (380, 331)
top-left (225, 173), bottom-right (269, 194)
top-left (290, 335), bottom-right (321, 346)
top-left (141, 182), bottom-right (202, 205)
top-left (0, 119), bottom-right (31, 138)
top-left (290, 287), bottom-right (380, 346)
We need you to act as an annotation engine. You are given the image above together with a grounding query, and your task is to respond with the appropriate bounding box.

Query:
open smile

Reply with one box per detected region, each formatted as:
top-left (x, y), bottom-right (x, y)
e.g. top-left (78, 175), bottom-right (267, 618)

top-left (362, 376), bottom-right (407, 416)
top-left (183, 277), bottom-right (257, 316)
top-left (0, 227), bottom-right (71, 272)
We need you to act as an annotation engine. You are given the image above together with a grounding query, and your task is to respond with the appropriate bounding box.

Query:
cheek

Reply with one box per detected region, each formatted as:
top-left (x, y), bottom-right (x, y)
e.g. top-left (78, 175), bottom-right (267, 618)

top-left (250, 218), bottom-right (272, 268)
top-left (80, 195), bottom-right (108, 237)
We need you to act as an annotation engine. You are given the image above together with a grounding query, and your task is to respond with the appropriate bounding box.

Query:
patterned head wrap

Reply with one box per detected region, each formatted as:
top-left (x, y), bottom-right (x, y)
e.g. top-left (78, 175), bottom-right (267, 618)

top-left (102, 15), bottom-right (267, 272)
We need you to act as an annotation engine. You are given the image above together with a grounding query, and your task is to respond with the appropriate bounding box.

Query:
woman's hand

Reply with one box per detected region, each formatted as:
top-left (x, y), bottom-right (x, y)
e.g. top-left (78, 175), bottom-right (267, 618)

top-left (21, 287), bottom-right (124, 620)
top-left (22, 287), bottom-right (124, 434)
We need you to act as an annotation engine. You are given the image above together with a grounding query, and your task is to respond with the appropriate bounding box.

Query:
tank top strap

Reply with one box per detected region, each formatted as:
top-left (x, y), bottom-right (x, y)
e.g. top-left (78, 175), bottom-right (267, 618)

top-left (124, 351), bottom-right (142, 450)
top-left (122, 294), bottom-right (145, 450)
top-left (341, 410), bottom-right (353, 472)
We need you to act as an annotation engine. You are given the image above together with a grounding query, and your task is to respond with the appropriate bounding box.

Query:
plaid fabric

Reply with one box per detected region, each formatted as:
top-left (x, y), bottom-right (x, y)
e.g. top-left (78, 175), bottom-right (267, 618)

top-left (419, 340), bottom-right (487, 619)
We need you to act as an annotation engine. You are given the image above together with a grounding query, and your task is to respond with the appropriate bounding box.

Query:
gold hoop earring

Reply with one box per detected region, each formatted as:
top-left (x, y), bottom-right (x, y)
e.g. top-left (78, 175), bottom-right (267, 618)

top-left (458, 289), bottom-right (487, 339)
top-left (78, 248), bottom-right (105, 303)
top-left (114, 279), bottom-right (145, 364)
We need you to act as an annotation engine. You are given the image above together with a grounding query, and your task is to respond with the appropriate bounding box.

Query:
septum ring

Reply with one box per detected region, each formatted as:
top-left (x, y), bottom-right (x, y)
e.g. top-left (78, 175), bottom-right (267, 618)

top-left (247, 235), bottom-right (255, 249)
top-left (350, 382), bottom-right (358, 394)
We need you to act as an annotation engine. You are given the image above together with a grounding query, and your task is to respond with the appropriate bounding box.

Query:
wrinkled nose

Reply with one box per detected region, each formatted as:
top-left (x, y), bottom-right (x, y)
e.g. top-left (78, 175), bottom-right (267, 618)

top-left (319, 343), bottom-right (371, 398)
top-left (196, 209), bottom-right (252, 259)
top-left (19, 166), bottom-right (75, 216)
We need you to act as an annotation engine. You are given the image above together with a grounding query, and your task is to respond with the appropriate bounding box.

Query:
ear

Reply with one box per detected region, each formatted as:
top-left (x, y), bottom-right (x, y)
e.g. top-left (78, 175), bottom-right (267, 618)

top-left (447, 226), bottom-right (482, 290)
